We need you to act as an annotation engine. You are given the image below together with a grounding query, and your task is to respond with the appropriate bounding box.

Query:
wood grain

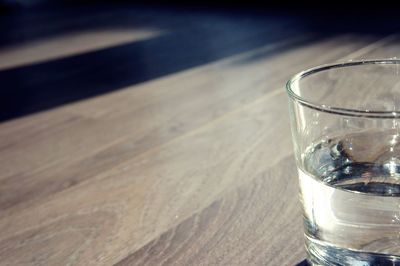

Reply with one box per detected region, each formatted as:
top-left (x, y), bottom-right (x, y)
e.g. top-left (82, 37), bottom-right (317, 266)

top-left (0, 9), bottom-right (399, 265)
top-left (0, 90), bottom-right (295, 265)
top-left (115, 156), bottom-right (303, 266)
top-left (0, 35), bottom-right (376, 212)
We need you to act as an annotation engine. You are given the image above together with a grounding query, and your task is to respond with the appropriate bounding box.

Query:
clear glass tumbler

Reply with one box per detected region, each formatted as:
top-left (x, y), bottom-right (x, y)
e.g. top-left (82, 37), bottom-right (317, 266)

top-left (286, 59), bottom-right (400, 265)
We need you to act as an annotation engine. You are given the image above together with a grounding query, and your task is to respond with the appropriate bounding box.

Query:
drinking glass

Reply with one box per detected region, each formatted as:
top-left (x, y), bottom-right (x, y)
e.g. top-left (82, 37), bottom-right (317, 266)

top-left (286, 59), bottom-right (400, 265)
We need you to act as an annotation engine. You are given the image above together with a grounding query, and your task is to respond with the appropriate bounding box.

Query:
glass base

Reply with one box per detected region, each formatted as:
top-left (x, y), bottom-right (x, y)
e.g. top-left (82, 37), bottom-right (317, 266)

top-left (306, 237), bottom-right (400, 266)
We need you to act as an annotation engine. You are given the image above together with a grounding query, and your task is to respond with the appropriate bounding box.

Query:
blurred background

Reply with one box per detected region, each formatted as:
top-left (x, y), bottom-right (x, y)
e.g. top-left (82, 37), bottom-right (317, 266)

top-left (1, 0), bottom-right (399, 122)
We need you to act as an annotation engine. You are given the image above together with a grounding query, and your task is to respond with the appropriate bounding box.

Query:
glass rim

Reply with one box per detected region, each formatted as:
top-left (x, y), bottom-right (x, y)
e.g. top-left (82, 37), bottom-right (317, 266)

top-left (286, 59), bottom-right (400, 118)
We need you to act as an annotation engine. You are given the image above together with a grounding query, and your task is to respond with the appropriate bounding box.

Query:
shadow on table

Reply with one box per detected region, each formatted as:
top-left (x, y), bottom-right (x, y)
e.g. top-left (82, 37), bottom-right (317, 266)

top-left (295, 259), bottom-right (309, 266)
top-left (1, 4), bottom-right (400, 122)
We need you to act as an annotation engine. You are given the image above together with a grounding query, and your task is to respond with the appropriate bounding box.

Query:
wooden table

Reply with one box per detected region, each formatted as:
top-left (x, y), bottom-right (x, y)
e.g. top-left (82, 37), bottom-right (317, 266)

top-left (0, 5), bottom-right (398, 265)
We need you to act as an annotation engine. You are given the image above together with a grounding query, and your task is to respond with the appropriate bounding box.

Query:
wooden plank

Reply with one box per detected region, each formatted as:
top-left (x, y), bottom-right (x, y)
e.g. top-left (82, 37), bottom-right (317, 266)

top-left (0, 91), bottom-right (296, 266)
top-left (0, 35), bottom-right (377, 212)
top-left (115, 156), bottom-right (303, 266)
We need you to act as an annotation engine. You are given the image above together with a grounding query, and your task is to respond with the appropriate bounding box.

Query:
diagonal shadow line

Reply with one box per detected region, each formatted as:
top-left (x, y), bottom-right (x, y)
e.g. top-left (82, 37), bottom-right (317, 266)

top-left (0, 19), bottom-right (323, 122)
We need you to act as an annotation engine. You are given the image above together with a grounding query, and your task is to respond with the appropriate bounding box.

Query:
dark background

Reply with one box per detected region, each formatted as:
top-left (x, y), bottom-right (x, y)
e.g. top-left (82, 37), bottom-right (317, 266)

top-left (0, 0), bottom-right (399, 122)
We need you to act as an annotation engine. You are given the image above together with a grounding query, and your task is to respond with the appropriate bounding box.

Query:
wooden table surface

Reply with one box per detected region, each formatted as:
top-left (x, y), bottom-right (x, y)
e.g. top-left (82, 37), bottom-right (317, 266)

top-left (0, 5), bottom-right (399, 266)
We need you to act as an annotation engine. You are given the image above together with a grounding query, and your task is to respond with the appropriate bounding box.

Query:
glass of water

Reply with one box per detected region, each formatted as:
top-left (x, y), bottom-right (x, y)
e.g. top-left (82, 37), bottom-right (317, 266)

top-left (286, 59), bottom-right (400, 265)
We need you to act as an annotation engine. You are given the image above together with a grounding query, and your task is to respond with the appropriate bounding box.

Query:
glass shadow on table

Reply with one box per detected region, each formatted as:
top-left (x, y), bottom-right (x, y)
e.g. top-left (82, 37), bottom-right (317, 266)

top-left (295, 259), bottom-right (309, 266)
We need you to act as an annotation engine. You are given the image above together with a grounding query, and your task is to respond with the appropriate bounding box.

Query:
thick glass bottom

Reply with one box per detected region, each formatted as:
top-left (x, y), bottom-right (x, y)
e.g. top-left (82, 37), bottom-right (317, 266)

top-left (306, 236), bottom-right (400, 266)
